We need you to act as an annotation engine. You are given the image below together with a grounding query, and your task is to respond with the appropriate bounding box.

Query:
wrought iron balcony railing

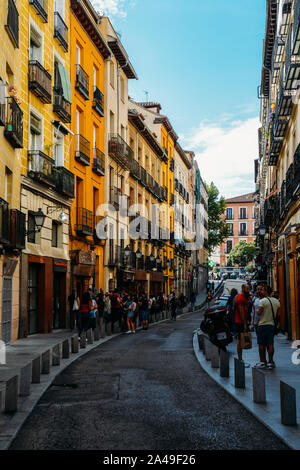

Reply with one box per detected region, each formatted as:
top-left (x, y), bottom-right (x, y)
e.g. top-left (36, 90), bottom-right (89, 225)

top-left (53, 86), bottom-right (71, 123)
top-left (161, 187), bottom-right (168, 202)
top-left (54, 11), bottom-right (68, 52)
top-left (174, 178), bottom-right (179, 191)
top-left (294, 143), bottom-right (300, 196)
top-left (28, 150), bottom-right (55, 187)
top-left (0, 198), bottom-right (10, 245)
top-left (4, 97), bottom-right (23, 148)
top-left (140, 166), bottom-right (147, 186)
top-left (75, 134), bottom-right (90, 166)
top-left (170, 158), bottom-right (174, 171)
top-left (75, 208), bottom-right (93, 237)
top-left (285, 26), bottom-right (300, 91)
top-left (53, 166), bottom-right (75, 198)
top-left (75, 64), bottom-right (89, 100)
top-left (147, 173), bottom-right (154, 192)
top-left (93, 87), bottom-right (104, 117)
top-left (110, 186), bottom-right (120, 208)
top-left (130, 159), bottom-right (140, 180)
top-left (280, 180), bottom-right (286, 217)
top-left (29, 0), bottom-right (48, 22)
top-left (5, 0), bottom-right (19, 48)
top-left (285, 163), bottom-right (294, 209)
top-left (29, 60), bottom-right (52, 103)
top-left (108, 133), bottom-right (133, 170)
top-left (93, 215), bottom-right (105, 244)
top-left (92, 148), bottom-right (105, 176)
top-left (9, 209), bottom-right (25, 250)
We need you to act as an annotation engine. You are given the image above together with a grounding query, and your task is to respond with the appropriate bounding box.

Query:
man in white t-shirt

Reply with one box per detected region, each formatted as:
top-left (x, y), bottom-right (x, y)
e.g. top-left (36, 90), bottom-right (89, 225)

top-left (255, 285), bottom-right (280, 370)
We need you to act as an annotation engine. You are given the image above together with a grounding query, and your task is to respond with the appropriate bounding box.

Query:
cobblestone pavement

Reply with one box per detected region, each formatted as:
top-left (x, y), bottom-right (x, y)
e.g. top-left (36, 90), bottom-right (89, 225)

top-left (10, 311), bottom-right (288, 450)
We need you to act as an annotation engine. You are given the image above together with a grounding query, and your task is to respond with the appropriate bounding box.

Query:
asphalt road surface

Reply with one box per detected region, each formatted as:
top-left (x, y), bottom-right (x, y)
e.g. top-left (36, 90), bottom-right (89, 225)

top-left (10, 310), bottom-right (288, 450)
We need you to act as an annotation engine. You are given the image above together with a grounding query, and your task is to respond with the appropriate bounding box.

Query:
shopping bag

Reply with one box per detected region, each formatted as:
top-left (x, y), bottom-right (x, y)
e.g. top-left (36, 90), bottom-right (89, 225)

top-left (240, 332), bottom-right (252, 350)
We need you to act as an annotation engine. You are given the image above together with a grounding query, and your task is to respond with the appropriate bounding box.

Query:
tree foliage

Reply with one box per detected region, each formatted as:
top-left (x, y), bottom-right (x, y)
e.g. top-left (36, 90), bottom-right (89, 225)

top-left (205, 182), bottom-right (230, 256)
top-left (228, 241), bottom-right (257, 267)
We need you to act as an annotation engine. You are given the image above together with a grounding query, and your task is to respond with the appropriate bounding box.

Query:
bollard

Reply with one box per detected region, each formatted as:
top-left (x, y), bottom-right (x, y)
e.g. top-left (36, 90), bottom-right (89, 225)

top-left (94, 326), bottom-right (100, 341)
top-left (211, 344), bottom-right (220, 369)
top-left (87, 329), bottom-right (94, 344)
top-left (52, 344), bottom-right (61, 366)
top-left (100, 322), bottom-right (106, 338)
top-left (19, 363), bottom-right (31, 397)
top-left (197, 333), bottom-right (204, 351)
top-left (220, 350), bottom-right (230, 378)
top-left (80, 332), bottom-right (87, 349)
top-left (280, 381), bottom-right (297, 426)
top-left (62, 339), bottom-right (70, 359)
top-left (71, 335), bottom-right (79, 354)
top-left (41, 350), bottom-right (51, 374)
top-left (32, 356), bottom-right (41, 384)
top-left (106, 322), bottom-right (112, 336)
top-left (204, 337), bottom-right (211, 361)
top-left (252, 368), bottom-right (266, 404)
top-left (5, 375), bottom-right (19, 413)
top-left (234, 358), bottom-right (245, 389)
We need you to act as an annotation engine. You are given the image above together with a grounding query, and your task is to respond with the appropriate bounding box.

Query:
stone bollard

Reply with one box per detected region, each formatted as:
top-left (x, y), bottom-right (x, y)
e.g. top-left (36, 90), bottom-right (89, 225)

top-left (106, 322), bottom-right (112, 336)
top-left (220, 350), bottom-right (230, 378)
top-left (211, 344), bottom-right (220, 369)
top-left (41, 350), bottom-right (51, 374)
top-left (19, 363), bottom-right (32, 397)
top-left (234, 358), bottom-right (245, 389)
top-left (87, 329), bottom-right (94, 344)
top-left (71, 335), bottom-right (79, 354)
top-left (62, 339), bottom-right (70, 359)
top-left (80, 332), bottom-right (87, 349)
top-left (252, 368), bottom-right (266, 404)
top-left (52, 344), bottom-right (61, 366)
top-left (197, 333), bottom-right (204, 351)
top-left (204, 337), bottom-right (212, 361)
top-left (5, 375), bottom-right (19, 413)
top-left (100, 322), bottom-right (106, 338)
top-left (32, 356), bottom-right (41, 384)
top-left (280, 381), bottom-right (297, 426)
top-left (94, 326), bottom-right (100, 341)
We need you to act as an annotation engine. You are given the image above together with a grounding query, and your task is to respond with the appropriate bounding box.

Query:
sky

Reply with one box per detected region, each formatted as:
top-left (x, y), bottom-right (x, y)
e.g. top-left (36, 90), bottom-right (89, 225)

top-left (91, 0), bottom-right (266, 199)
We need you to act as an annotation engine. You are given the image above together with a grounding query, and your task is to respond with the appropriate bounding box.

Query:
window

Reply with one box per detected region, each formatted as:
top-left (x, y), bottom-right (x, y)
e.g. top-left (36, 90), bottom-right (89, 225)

top-left (76, 44), bottom-right (81, 66)
top-left (29, 25), bottom-right (43, 63)
top-left (51, 221), bottom-right (58, 247)
top-left (226, 240), bottom-right (233, 254)
top-left (28, 213), bottom-right (36, 244)
top-left (239, 208), bottom-right (247, 219)
top-left (226, 208), bottom-right (233, 220)
top-left (53, 127), bottom-right (64, 166)
top-left (54, 0), bottom-right (65, 19)
top-left (227, 223), bottom-right (233, 235)
top-left (5, 168), bottom-right (12, 206)
top-left (110, 61), bottom-right (114, 88)
top-left (120, 75), bottom-right (124, 102)
top-left (110, 111), bottom-right (114, 134)
top-left (240, 223), bottom-right (247, 235)
top-left (93, 65), bottom-right (98, 88)
top-left (30, 112), bottom-right (42, 150)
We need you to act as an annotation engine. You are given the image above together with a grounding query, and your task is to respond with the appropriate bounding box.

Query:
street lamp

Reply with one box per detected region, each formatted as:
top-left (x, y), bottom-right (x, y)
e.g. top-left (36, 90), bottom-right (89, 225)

top-left (25, 208), bottom-right (46, 236)
top-left (136, 248), bottom-right (142, 259)
top-left (124, 245), bottom-right (131, 257)
top-left (150, 252), bottom-right (155, 262)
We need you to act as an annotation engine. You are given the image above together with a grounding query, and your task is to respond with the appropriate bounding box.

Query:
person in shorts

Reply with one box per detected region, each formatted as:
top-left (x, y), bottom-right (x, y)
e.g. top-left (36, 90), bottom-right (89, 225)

top-left (255, 285), bottom-right (280, 370)
top-left (139, 292), bottom-right (149, 330)
top-left (234, 284), bottom-right (251, 367)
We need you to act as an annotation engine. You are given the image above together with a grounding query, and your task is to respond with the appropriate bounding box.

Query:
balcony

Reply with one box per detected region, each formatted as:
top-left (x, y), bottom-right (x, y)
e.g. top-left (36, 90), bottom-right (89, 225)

top-left (140, 166), bottom-right (147, 186)
top-left (75, 208), bottom-right (93, 237)
top-left (293, 143), bottom-right (300, 196)
top-left (110, 186), bottom-right (120, 208)
top-left (28, 61), bottom-right (52, 103)
top-left (264, 198), bottom-right (274, 227)
top-left (170, 159), bottom-right (174, 171)
top-left (75, 135), bottom-right (90, 166)
top-left (92, 148), bottom-right (105, 176)
top-left (92, 87), bottom-right (104, 117)
top-left (75, 65), bottom-right (89, 100)
top-left (170, 193), bottom-right (175, 206)
top-left (28, 150), bottom-right (55, 188)
top-left (4, 97), bottom-right (23, 148)
top-left (130, 159), bottom-right (140, 180)
top-left (280, 180), bottom-right (286, 218)
top-left (153, 182), bottom-right (160, 200)
top-left (293, 0), bottom-right (300, 55)
top-left (0, 198), bottom-right (10, 245)
top-left (147, 173), bottom-right (154, 192)
top-left (174, 178), bottom-right (179, 191)
top-left (276, 69), bottom-right (293, 118)
top-left (239, 231), bottom-right (248, 236)
top-left (54, 11), bottom-right (68, 52)
top-left (53, 166), bottom-right (75, 198)
top-left (5, 0), bottom-right (19, 48)
top-left (29, 0), bottom-right (48, 22)
top-left (53, 87), bottom-right (71, 123)
top-left (93, 215), bottom-right (105, 244)
top-left (285, 26), bottom-right (300, 91)
top-left (9, 209), bottom-right (25, 250)
top-left (108, 134), bottom-right (134, 170)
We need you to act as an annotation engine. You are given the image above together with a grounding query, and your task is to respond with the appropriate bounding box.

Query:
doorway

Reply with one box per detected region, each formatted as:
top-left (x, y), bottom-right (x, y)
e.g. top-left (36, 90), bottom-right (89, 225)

top-left (28, 264), bottom-right (39, 335)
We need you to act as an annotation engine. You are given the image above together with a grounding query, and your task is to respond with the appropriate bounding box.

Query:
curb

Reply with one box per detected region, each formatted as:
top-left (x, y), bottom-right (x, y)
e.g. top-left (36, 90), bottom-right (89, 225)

top-left (192, 333), bottom-right (297, 450)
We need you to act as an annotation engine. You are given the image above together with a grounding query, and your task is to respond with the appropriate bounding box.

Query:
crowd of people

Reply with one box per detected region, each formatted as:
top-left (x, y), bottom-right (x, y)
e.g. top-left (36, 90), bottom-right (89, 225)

top-left (226, 282), bottom-right (280, 370)
top-left (68, 289), bottom-right (190, 338)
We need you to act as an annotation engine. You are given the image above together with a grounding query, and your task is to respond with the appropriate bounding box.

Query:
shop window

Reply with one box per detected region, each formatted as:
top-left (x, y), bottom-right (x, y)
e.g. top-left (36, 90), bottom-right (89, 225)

top-left (52, 221), bottom-right (59, 247)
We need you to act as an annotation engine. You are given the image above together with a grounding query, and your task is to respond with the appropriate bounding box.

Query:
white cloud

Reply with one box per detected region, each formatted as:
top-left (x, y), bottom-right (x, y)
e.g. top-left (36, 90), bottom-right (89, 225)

top-left (91, 0), bottom-right (130, 17)
top-left (182, 117), bottom-right (259, 199)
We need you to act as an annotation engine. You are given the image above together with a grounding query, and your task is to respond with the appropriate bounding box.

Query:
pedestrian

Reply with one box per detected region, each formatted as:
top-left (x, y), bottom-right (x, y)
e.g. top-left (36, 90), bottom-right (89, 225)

top-left (190, 291), bottom-right (196, 311)
top-left (79, 290), bottom-right (91, 338)
top-left (68, 289), bottom-right (80, 331)
top-left (226, 288), bottom-right (238, 333)
top-left (254, 285), bottom-right (280, 370)
top-left (206, 291), bottom-right (213, 308)
top-left (234, 284), bottom-right (251, 367)
top-left (96, 289), bottom-right (104, 330)
top-left (124, 295), bottom-right (135, 334)
top-left (103, 292), bottom-right (111, 330)
top-left (139, 292), bottom-right (149, 330)
top-left (111, 289), bottom-right (121, 333)
top-left (170, 293), bottom-right (177, 321)
top-left (206, 281), bottom-right (211, 293)
top-left (251, 285), bottom-right (264, 336)
top-left (89, 296), bottom-right (97, 331)
top-left (211, 281), bottom-right (215, 293)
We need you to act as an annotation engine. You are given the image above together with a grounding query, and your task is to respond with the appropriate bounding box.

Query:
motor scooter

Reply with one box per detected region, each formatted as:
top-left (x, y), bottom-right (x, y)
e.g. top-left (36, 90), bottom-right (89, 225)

top-left (200, 305), bottom-right (233, 351)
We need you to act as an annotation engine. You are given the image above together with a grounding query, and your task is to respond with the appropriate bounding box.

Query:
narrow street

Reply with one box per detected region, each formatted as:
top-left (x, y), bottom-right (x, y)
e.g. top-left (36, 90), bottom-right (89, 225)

top-left (10, 310), bottom-right (288, 451)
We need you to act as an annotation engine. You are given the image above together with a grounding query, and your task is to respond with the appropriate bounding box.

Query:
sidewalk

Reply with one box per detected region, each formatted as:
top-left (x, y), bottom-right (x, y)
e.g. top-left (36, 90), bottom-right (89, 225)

top-left (193, 330), bottom-right (300, 450)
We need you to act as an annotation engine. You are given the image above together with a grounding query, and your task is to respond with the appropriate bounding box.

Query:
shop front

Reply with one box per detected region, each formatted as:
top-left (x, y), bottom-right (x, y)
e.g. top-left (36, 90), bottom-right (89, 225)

top-left (134, 270), bottom-right (147, 296)
top-left (52, 259), bottom-right (68, 330)
top-left (150, 272), bottom-right (164, 297)
top-left (72, 250), bottom-right (96, 299)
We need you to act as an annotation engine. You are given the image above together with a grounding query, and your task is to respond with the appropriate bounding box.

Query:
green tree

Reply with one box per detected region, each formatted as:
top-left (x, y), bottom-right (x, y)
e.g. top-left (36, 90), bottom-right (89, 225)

top-left (228, 241), bottom-right (257, 267)
top-left (205, 182), bottom-right (230, 256)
